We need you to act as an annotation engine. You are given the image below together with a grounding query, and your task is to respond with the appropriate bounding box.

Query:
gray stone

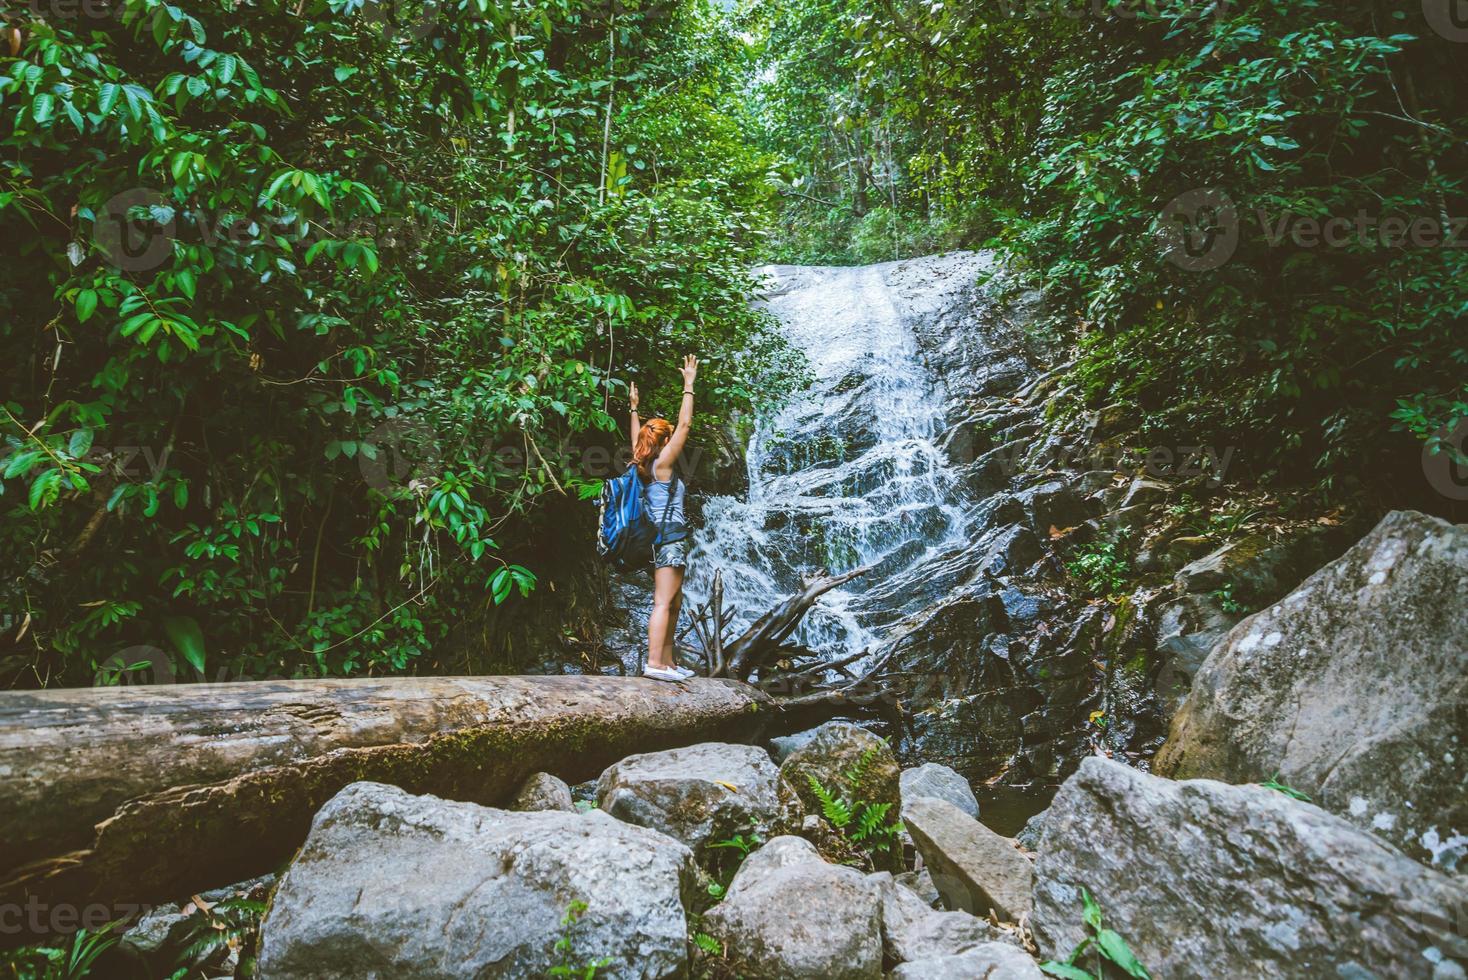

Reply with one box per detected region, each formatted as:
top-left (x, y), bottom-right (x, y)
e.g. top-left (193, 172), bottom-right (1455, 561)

top-left (903, 796), bottom-right (1033, 923)
top-left (1014, 809), bottom-right (1048, 852)
top-left (703, 835), bottom-right (883, 979)
top-left (1150, 593), bottom-right (1240, 712)
top-left (508, 771), bottom-right (574, 812)
top-left (1120, 476), bottom-right (1171, 510)
top-left (888, 944), bottom-right (1046, 979)
top-left (1033, 757), bottom-right (1468, 980)
top-left (258, 781), bottom-right (693, 979)
top-left (779, 721), bottom-right (901, 819)
top-left (871, 871), bottom-right (1006, 965)
top-left (597, 742), bottom-right (783, 858)
top-left (767, 727), bottom-right (822, 764)
top-left (1158, 511), bottom-right (1468, 861)
top-left (901, 762), bottom-right (981, 819)
top-left (895, 867), bottom-right (941, 907)
top-left (118, 902), bottom-right (190, 959)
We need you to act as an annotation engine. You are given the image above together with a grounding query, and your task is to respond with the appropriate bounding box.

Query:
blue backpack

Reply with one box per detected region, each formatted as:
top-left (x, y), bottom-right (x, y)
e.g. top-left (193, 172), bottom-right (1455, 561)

top-left (596, 467), bottom-right (680, 570)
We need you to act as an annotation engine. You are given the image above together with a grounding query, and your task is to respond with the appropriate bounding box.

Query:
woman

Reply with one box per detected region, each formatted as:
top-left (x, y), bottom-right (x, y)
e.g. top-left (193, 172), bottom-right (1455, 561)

top-left (630, 354), bottom-right (698, 682)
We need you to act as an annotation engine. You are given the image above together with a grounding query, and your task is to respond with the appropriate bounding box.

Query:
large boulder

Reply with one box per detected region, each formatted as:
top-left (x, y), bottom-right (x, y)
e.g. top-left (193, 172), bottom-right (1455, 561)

top-left (596, 742), bottom-right (784, 858)
top-left (1157, 510), bottom-right (1468, 861)
top-left (1033, 757), bottom-right (1468, 980)
top-left (1150, 593), bottom-right (1240, 712)
top-left (888, 945), bottom-right (1045, 979)
top-left (903, 796), bottom-right (1033, 922)
top-left (258, 781), bottom-right (693, 979)
top-left (702, 835), bottom-right (884, 979)
top-left (507, 771), bottom-right (574, 812)
top-left (778, 721), bottom-right (901, 818)
top-left (901, 762), bottom-right (981, 819)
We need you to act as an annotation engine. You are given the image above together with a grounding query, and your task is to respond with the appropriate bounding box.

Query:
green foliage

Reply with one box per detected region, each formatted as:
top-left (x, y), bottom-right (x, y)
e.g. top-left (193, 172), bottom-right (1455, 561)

top-left (804, 748), bottom-right (904, 864)
top-left (1065, 538), bottom-right (1130, 598)
top-left (1211, 583), bottom-right (1244, 615)
top-left (1260, 774), bottom-right (1312, 802)
top-left (0, 0), bottom-right (803, 685)
top-left (1041, 888), bottom-right (1152, 980)
top-left (550, 900), bottom-right (614, 979)
top-left (748, 0), bottom-right (1467, 491)
top-left (0, 923), bottom-right (123, 980)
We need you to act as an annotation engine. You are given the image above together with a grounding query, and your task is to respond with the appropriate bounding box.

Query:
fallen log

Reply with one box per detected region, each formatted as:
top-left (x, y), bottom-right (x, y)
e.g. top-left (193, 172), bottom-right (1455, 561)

top-left (0, 675), bottom-right (772, 943)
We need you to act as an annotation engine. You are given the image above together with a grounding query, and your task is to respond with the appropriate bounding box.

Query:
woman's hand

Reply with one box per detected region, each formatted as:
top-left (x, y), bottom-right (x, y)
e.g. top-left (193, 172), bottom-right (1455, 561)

top-left (629, 382), bottom-right (639, 411)
top-left (680, 354), bottom-right (698, 389)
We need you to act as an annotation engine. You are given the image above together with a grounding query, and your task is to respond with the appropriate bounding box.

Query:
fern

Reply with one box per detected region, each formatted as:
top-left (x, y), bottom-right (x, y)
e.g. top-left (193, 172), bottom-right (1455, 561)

top-left (843, 746), bottom-right (879, 792)
top-left (807, 773), bottom-right (853, 828)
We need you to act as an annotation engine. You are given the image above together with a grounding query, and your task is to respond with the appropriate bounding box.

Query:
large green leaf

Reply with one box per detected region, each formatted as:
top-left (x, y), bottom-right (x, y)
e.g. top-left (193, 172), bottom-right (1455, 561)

top-left (163, 615), bottom-right (207, 675)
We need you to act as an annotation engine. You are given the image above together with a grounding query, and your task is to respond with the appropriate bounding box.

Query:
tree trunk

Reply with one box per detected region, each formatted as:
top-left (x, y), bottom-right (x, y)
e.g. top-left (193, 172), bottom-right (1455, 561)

top-left (0, 675), bottom-right (772, 940)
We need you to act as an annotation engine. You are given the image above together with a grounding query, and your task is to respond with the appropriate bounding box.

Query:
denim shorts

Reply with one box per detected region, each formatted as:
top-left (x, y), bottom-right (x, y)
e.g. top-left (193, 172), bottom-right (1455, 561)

top-left (653, 538), bottom-right (689, 569)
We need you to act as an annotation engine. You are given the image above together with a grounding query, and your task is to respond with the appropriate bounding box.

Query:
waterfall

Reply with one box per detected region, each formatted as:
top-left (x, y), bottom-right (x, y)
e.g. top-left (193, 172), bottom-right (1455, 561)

top-left (680, 262), bottom-right (971, 660)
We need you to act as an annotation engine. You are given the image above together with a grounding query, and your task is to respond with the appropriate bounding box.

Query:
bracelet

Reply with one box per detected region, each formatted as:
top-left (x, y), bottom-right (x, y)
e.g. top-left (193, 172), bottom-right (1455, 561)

top-left (683, 389), bottom-right (694, 395)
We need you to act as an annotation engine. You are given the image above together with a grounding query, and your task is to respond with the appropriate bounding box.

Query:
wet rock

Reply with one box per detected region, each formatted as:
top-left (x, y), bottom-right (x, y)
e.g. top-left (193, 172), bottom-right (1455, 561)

top-left (1033, 757), bottom-right (1468, 980)
top-left (1150, 593), bottom-right (1240, 712)
top-left (703, 835), bottom-right (883, 979)
top-left (1157, 510), bottom-right (1468, 860)
top-left (1015, 480), bottom-right (1089, 537)
top-left (903, 796), bottom-right (1033, 922)
top-left (901, 762), bottom-right (981, 819)
top-left (1172, 524), bottom-right (1346, 607)
top-left (1120, 476), bottom-right (1171, 509)
top-left (779, 721), bottom-right (901, 819)
top-left (1164, 534), bottom-right (1214, 570)
top-left (508, 771), bottom-right (574, 812)
top-left (872, 871), bottom-right (1010, 965)
top-left (258, 781), bottom-right (693, 980)
top-left (597, 742), bottom-right (784, 858)
top-left (888, 945), bottom-right (1046, 979)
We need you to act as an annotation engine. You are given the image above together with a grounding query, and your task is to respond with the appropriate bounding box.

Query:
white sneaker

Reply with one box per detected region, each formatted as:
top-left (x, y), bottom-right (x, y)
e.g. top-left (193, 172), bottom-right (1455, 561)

top-left (643, 666), bottom-right (685, 683)
top-left (672, 665), bottom-right (697, 679)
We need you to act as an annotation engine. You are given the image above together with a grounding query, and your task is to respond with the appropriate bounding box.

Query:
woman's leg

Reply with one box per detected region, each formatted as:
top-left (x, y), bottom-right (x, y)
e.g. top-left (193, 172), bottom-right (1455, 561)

top-left (647, 565), bottom-right (684, 670)
top-left (662, 588), bottom-right (684, 666)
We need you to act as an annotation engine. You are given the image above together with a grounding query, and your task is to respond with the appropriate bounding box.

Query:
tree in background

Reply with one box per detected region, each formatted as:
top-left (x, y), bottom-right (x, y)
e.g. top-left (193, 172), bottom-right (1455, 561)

top-left (0, 0), bottom-right (802, 686)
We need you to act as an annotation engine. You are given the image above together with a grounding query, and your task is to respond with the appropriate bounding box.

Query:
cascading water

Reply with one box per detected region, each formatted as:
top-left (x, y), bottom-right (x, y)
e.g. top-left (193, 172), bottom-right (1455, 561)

top-left (678, 263), bottom-right (972, 660)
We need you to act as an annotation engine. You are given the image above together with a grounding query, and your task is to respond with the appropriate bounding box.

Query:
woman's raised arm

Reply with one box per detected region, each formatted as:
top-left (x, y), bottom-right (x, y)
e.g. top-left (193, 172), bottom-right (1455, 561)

top-left (663, 355), bottom-right (698, 464)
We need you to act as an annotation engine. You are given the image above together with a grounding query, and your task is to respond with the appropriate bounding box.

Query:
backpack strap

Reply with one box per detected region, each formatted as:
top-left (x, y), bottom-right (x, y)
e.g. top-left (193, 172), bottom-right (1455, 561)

top-left (656, 473), bottom-right (680, 544)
